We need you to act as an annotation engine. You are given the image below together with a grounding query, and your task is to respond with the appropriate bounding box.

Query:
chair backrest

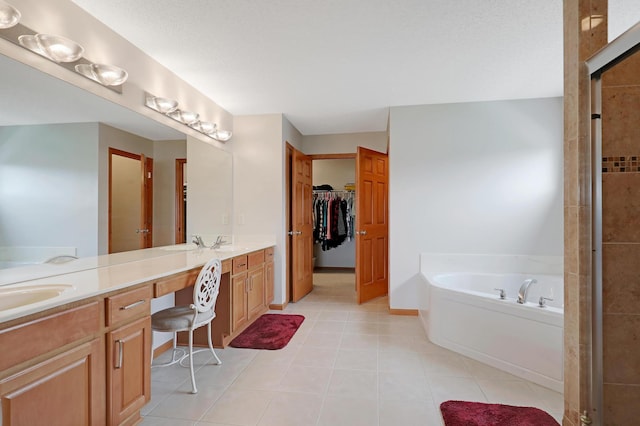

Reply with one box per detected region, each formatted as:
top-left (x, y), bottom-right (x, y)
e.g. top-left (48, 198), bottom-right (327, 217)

top-left (192, 257), bottom-right (222, 313)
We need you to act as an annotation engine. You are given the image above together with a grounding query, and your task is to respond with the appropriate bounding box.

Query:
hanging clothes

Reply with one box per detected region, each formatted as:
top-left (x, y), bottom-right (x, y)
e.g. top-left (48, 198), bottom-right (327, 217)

top-left (312, 190), bottom-right (355, 251)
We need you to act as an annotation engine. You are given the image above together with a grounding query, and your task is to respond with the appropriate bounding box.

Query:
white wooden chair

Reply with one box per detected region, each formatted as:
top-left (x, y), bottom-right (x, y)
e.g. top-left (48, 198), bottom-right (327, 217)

top-left (151, 257), bottom-right (222, 393)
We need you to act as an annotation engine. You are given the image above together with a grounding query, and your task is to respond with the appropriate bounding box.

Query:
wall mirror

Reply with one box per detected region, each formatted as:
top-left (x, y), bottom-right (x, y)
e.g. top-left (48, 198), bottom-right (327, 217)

top-left (0, 52), bottom-right (233, 279)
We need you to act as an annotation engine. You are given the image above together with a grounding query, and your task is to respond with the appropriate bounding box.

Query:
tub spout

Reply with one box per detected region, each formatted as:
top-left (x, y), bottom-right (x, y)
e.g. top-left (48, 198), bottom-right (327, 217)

top-left (517, 278), bottom-right (537, 304)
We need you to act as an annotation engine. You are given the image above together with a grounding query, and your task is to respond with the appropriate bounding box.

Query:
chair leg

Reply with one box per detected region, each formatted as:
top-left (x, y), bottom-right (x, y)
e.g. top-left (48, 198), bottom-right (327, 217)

top-left (188, 329), bottom-right (197, 394)
top-left (207, 322), bottom-right (222, 365)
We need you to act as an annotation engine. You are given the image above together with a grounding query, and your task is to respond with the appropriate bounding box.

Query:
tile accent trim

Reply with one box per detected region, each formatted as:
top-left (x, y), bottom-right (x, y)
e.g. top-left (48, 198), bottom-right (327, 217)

top-left (602, 156), bottom-right (640, 173)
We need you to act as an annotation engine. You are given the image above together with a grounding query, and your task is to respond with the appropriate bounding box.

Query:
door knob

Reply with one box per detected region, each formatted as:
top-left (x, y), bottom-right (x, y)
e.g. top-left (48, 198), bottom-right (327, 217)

top-left (356, 230), bottom-right (367, 235)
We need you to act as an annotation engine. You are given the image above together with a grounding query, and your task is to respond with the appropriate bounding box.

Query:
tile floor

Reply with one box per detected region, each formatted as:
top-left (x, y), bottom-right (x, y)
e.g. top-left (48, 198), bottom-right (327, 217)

top-left (141, 272), bottom-right (563, 425)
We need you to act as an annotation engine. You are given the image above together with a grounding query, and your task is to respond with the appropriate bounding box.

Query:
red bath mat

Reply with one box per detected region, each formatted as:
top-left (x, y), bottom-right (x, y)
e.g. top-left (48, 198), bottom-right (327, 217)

top-left (229, 314), bottom-right (305, 350)
top-left (440, 400), bottom-right (560, 426)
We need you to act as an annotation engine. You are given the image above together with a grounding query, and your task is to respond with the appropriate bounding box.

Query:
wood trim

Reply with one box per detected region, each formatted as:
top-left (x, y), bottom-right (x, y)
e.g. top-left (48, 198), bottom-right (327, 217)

top-left (152, 339), bottom-right (174, 359)
top-left (286, 143), bottom-right (293, 303)
top-left (268, 303), bottom-right (287, 311)
top-left (388, 308), bottom-right (419, 316)
top-left (309, 153), bottom-right (356, 160)
top-left (175, 158), bottom-right (187, 244)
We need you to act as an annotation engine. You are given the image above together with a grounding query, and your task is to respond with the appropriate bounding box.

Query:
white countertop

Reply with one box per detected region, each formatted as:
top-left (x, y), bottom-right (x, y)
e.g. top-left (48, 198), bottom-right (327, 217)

top-left (0, 242), bottom-right (274, 324)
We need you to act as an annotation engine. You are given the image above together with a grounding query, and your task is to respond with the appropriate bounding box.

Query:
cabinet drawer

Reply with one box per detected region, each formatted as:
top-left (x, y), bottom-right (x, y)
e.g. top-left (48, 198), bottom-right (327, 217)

top-left (265, 247), bottom-right (274, 261)
top-left (106, 285), bottom-right (152, 327)
top-left (154, 268), bottom-right (199, 297)
top-left (233, 256), bottom-right (248, 274)
top-left (0, 301), bottom-right (101, 372)
top-left (248, 250), bottom-right (265, 268)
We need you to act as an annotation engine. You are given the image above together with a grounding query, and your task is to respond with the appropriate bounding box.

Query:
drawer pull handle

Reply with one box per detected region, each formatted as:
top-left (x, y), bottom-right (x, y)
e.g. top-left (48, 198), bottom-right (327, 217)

top-left (116, 339), bottom-right (124, 369)
top-left (237, 263), bottom-right (246, 267)
top-left (120, 299), bottom-right (146, 310)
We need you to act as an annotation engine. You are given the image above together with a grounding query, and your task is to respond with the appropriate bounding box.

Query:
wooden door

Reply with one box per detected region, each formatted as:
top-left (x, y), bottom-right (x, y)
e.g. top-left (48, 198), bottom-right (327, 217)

top-left (355, 147), bottom-right (389, 304)
top-left (109, 149), bottom-right (153, 253)
top-left (291, 148), bottom-right (314, 302)
top-left (175, 158), bottom-right (187, 244)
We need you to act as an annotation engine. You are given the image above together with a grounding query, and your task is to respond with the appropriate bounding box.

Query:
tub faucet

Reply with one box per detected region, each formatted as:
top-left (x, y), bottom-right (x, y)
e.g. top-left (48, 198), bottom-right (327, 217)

top-left (517, 278), bottom-right (537, 304)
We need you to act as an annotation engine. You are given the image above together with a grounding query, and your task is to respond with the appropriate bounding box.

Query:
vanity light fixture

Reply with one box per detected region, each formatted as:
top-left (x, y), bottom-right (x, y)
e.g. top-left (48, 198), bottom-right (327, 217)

top-left (145, 95), bottom-right (179, 114)
top-left (168, 109), bottom-right (199, 125)
top-left (144, 92), bottom-right (233, 142)
top-left (75, 63), bottom-right (128, 86)
top-left (0, 0), bottom-right (20, 29)
top-left (210, 124), bottom-right (232, 142)
top-left (18, 33), bottom-right (84, 63)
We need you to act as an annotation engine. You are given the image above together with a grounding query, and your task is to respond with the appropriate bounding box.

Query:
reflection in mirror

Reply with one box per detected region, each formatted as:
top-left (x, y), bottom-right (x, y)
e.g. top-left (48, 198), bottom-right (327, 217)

top-left (0, 53), bottom-right (233, 272)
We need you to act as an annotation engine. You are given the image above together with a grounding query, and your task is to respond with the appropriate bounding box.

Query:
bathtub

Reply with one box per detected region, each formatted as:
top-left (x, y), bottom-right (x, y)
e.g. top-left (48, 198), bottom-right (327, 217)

top-left (424, 271), bottom-right (563, 392)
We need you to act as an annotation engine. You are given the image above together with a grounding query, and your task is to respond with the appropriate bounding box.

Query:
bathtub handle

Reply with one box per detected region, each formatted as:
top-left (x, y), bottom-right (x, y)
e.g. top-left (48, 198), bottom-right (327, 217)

top-left (538, 296), bottom-right (553, 307)
top-left (494, 288), bottom-right (507, 300)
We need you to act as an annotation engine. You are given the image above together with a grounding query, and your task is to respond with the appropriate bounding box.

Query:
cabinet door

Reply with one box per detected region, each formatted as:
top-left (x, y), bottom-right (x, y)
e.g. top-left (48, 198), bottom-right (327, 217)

top-left (108, 316), bottom-right (151, 426)
top-left (231, 271), bottom-right (248, 332)
top-left (265, 260), bottom-right (274, 306)
top-left (247, 265), bottom-right (265, 320)
top-left (0, 338), bottom-right (105, 426)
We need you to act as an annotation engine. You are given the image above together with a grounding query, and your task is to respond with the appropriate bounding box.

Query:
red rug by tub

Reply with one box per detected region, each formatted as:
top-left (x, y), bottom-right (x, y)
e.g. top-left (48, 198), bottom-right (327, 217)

top-left (440, 401), bottom-right (560, 426)
top-left (229, 314), bottom-right (305, 350)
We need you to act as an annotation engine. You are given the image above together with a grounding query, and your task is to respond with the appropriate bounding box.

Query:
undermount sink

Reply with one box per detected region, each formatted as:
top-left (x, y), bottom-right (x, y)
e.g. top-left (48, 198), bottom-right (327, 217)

top-left (0, 284), bottom-right (74, 312)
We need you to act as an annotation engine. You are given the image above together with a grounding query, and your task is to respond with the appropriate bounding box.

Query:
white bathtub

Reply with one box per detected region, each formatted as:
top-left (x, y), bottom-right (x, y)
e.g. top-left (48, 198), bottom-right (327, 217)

top-left (424, 271), bottom-right (563, 392)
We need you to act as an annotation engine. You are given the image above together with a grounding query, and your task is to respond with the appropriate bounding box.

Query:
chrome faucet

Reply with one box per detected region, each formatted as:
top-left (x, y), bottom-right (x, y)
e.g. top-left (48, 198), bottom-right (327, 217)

top-left (191, 235), bottom-right (206, 248)
top-left (517, 278), bottom-right (537, 304)
top-left (211, 235), bottom-right (227, 249)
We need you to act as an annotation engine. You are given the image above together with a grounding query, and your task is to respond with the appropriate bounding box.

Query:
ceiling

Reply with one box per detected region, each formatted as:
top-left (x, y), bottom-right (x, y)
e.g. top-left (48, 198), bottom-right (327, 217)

top-left (68, 1), bottom-right (639, 136)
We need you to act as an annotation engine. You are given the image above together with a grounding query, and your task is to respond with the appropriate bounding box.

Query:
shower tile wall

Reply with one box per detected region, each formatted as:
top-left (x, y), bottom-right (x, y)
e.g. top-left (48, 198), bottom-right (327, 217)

top-left (601, 50), bottom-right (640, 425)
top-left (563, 1), bottom-right (608, 425)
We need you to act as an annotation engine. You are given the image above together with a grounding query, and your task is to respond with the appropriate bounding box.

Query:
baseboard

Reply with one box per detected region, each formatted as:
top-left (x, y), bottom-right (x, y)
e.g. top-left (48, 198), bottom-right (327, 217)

top-left (388, 308), bottom-right (419, 316)
top-left (152, 339), bottom-right (174, 359)
top-left (269, 302), bottom-right (287, 310)
top-left (313, 267), bottom-right (356, 273)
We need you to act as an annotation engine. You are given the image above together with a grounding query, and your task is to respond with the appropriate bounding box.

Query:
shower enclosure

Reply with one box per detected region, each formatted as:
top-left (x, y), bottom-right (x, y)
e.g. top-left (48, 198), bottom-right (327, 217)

top-left (588, 21), bottom-right (640, 425)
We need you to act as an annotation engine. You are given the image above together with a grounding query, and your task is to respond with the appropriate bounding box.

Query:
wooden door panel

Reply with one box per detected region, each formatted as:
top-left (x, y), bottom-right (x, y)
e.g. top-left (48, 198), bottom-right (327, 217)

top-left (356, 147), bottom-right (389, 304)
top-left (291, 149), bottom-right (313, 302)
top-left (0, 338), bottom-right (104, 426)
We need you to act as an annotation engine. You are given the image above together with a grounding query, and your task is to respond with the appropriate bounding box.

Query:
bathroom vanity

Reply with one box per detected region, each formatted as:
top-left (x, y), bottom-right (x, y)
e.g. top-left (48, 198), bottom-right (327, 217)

top-left (0, 243), bottom-right (274, 426)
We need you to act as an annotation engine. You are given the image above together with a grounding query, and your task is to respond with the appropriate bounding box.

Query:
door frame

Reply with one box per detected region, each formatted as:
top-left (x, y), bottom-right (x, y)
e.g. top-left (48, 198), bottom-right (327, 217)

top-left (175, 158), bottom-right (187, 244)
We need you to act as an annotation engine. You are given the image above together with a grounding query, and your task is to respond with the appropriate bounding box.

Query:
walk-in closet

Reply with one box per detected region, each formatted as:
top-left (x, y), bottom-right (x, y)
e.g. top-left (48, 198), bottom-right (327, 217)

top-left (312, 158), bottom-right (356, 271)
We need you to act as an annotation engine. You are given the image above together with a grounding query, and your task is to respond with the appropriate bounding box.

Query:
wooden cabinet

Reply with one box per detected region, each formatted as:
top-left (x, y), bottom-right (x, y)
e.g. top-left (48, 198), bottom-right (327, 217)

top-left (105, 286), bottom-right (152, 426)
top-left (0, 302), bottom-right (104, 426)
top-left (107, 316), bottom-right (151, 426)
top-left (230, 250), bottom-right (269, 333)
top-left (0, 337), bottom-right (104, 426)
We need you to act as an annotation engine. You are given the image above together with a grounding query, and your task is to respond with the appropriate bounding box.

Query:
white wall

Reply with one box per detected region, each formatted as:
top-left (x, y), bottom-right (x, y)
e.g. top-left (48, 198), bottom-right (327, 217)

top-left (153, 139), bottom-right (186, 247)
top-left (0, 123), bottom-right (99, 258)
top-left (233, 114), bottom-right (284, 301)
top-left (302, 131), bottom-right (387, 155)
top-left (389, 97), bottom-right (564, 309)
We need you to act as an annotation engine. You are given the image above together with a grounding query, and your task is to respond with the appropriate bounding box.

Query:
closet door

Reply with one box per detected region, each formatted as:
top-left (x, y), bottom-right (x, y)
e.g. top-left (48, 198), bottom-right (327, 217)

top-left (291, 149), bottom-right (313, 302)
top-left (355, 147), bottom-right (388, 304)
